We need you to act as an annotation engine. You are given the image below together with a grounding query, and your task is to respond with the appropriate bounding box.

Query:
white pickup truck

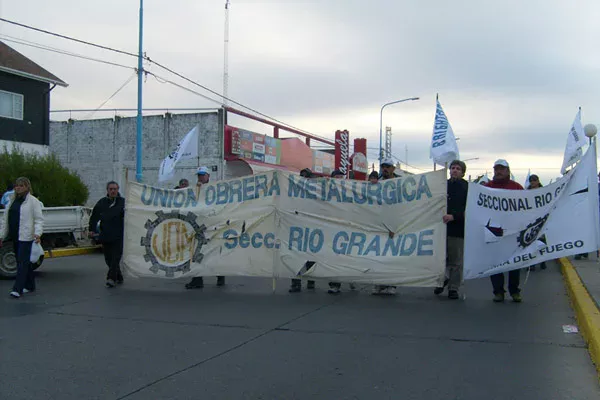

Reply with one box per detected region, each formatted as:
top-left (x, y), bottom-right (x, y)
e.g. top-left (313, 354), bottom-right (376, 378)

top-left (0, 206), bottom-right (92, 278)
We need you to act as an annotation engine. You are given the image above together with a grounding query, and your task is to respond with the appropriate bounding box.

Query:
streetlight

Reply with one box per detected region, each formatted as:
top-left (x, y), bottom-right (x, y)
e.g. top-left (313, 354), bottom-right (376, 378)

top-left (584, 124), bottom-right (597, 145)
top-left (379, 97), bottom-right (419, 163)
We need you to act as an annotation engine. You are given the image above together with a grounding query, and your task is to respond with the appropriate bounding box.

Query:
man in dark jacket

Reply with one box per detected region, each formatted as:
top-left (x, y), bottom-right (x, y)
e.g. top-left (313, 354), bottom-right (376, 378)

top-left (434, 160), bottom-right (468, 299)
top-left (89, 181), bottom-right (126, 288)
top-left (485, 159), bottom-right (524, 302)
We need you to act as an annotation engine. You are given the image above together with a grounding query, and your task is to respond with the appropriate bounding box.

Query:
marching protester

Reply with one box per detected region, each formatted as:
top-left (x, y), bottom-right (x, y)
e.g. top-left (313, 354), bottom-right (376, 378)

top-left (1, 183), bottom-right (14, 209)
top-left (289, 168), bottom-right (317, 293)
top-left (526, 174), bottom-right (547, 271)
top-left (372, 158), bottom-right (399, 295)
top-left (175, 178), bottom-right (189, 189)
top-left (89, 181), bottom-right (126, 288)
top-left (485, 159), bottom-right (525, 302)
top-left (185, 166), bottom-right (226, 289)
top-left (0, 177), bottom-right (44, 298)
top-left (368, 171), bottom-right (379, 184)
top-left (434, 160), bottom-right (468, 300)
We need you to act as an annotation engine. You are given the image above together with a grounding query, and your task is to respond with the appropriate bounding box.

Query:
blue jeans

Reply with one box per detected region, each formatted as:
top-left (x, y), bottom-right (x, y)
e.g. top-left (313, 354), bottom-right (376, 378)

top-left (12, 241), bottom-right (35, 294)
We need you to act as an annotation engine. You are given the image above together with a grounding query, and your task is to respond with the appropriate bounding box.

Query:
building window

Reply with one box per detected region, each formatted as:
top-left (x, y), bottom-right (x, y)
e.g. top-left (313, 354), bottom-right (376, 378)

top-left (0, 90), bottom-right (24, 120)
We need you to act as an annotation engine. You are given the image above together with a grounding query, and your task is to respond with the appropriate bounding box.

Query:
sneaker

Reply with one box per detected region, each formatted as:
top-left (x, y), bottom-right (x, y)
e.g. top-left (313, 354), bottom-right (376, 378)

top-left (328, 286), bottom-right (341, 294)
top-left (288, 285), bottom-right (301, 293)
top-left (9, 291), bottom-right (20, 298)
top-left (372, 285), bottom-right (384, 295)
top-left (185, 278), bottom-right (204, 289)
top-left (448, 290), bottom-right (459, 300)
top-left (511, 293), bottom-right (522, 303)
top-left (385, 286), bottom-right (397, 295)
top-left (105, 279), bottom-right (116, 288)
top-left (306, 281), bottom-right (315, 290)
top-left (216, 276), bottom-right (225, 287)
top-left (23, 288), bottom-right (31, 293)
top-left (493, 293), bottom-right (504, 302)
top-left (433, 278), bottom-right (449, 295)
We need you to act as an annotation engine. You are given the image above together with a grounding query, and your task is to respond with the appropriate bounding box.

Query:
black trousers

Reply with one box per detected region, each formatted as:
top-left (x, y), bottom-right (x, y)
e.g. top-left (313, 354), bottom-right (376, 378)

top-left (103, 240), bottom-right (123, 282)
top-left (490, 269), bottom-right (520, 295)
top-left (12, 241), bottom-right (35, 294)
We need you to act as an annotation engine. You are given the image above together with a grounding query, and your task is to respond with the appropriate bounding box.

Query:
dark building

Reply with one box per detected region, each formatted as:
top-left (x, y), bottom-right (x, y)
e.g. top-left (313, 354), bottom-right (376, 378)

top-left (0, 41), bottom-right (67, 152)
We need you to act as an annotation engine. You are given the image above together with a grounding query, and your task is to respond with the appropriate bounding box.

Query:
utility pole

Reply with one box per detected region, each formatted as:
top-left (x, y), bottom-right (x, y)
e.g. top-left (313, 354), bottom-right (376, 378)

top-left (135, 0), bottom-right (144, 182)
top-left (223, 0), bottom-right (230, 105)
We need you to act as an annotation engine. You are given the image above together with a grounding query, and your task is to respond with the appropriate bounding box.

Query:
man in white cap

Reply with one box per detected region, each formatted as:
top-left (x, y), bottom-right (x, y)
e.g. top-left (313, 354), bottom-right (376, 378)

top-left (372, 158), bottom-right (400, 295)
top-left (185, 166), bottom-right (226, 289)
top-left (484, 159), bottom-right (524, 302)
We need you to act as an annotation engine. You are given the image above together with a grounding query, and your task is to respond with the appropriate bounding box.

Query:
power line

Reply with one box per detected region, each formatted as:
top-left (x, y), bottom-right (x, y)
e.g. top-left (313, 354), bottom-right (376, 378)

top-left (0, 17), bottom-right (334, 142)
top-left (0, 35), bottom-right (136, 70)
top-left (0, 17), bottom-right (139, 58)
top-left (84, 72), bottom-right (137, 120)
top-left (147, 71), bottom-right (224, 105)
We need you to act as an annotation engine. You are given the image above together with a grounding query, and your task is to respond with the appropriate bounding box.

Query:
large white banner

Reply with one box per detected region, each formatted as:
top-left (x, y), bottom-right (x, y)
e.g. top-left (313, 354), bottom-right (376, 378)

top-left (123, 170), bottom-right (448, 286)
top-left (560, 108), bottom-right (585, 175)
top-left (464, 144), bottom-right (600, 279)
top-left (158, 125), bottom-right (199, 182)
top-left (430, 97), bottom-right (460, 166)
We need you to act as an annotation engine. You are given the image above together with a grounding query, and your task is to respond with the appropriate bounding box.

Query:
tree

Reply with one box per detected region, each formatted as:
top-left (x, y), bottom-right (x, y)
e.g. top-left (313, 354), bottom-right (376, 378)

top-left (0, 146), bottom-right (88, 207)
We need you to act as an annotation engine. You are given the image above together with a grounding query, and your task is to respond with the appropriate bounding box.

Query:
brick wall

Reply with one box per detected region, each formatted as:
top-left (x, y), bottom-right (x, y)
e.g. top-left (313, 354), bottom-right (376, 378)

top-left (50, 111), bottom-right (224, 205)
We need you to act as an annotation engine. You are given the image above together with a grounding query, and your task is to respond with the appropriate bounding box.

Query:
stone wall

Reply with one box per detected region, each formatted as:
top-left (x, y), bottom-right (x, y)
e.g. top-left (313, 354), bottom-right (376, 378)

top-left (50, 110), bottom-right (224, 205)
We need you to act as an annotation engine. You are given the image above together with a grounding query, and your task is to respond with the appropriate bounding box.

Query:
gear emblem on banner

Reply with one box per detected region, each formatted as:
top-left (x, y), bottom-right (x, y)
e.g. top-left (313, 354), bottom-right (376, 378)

top-left (517, 214), bottom-right (549, 249)
top-left (140, 210), bottom-right (208, 277)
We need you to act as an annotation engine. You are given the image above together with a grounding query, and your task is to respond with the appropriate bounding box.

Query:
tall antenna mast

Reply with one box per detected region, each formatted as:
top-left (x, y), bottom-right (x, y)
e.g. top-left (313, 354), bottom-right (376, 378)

top-left (223, 0), bottom-right (230, 106)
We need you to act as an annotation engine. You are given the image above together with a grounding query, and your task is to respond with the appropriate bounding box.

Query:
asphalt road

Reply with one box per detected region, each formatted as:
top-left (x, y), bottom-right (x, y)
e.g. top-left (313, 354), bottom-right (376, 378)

top-left (0, 255), bottom-right (598, 400)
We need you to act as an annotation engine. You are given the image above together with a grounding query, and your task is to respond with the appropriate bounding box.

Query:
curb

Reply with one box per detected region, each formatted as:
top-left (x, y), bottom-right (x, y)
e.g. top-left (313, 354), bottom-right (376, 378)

top-left (44, 246), bottom-right (101, 258)
top-left (559, 257), bottom-right (600, 379)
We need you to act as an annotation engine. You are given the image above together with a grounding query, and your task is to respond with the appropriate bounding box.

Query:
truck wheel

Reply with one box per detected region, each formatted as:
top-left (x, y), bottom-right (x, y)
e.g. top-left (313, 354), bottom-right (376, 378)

top-left (0, 244), bottom-right (17, 279)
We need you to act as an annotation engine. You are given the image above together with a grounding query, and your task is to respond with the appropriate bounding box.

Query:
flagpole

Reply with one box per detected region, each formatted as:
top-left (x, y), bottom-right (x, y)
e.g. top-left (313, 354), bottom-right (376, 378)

top-left (135, 0), bottom-right (144, 183)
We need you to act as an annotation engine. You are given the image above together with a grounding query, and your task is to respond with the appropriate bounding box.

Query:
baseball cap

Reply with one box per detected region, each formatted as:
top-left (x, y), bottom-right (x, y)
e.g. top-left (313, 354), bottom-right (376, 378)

top-left (493, 159), bottom-right (509, 168)
top-left (196, 166), bottom-right (209, 175)
top-left (381, 158), bottom-right (394, 167)
top-left (331, 169), bottom-right (345, 177)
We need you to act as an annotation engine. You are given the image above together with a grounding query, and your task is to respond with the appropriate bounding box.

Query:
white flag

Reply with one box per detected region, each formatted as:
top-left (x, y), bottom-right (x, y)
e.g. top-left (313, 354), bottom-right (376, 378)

top-left (158, 125), bottom-right (199, 182)
top-left (560, 108), bottom-right (585, 174)
top-left (463, 143), bottom-right (600, 279)
top-left (430, 97), bottom-right (460, 166)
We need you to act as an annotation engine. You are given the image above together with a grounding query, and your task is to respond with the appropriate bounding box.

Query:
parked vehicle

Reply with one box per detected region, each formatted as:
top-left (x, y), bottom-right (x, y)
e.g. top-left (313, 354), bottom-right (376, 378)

top-left (0, 206), bottom-right (91, 278)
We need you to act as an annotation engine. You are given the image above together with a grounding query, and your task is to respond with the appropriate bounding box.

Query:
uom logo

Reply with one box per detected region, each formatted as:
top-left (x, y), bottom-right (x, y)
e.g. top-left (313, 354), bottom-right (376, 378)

top-left (140, 210), bottom-right (208, 277)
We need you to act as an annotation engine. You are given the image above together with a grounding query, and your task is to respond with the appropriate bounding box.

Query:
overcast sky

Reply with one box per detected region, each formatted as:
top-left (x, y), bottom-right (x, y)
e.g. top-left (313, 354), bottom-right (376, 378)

top-left (2, 0), bottom-right (600, 183)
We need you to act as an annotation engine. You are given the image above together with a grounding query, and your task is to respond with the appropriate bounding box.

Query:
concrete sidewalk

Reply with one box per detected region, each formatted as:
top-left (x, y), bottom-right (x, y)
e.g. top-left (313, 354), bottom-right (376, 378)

top-left (559, 255), bottom-right (600, 380)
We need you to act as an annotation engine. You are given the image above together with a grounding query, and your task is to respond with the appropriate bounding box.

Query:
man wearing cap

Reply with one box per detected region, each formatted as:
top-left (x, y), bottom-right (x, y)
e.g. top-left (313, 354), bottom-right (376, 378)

top-left (485, 159), bottom-right (524, 302)
top-left (289, 168), bottom-right (317, 293)
top-left (185, 167), bottom-right (226, 289)
top-left (372, 158), bottom-right (399, 295)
